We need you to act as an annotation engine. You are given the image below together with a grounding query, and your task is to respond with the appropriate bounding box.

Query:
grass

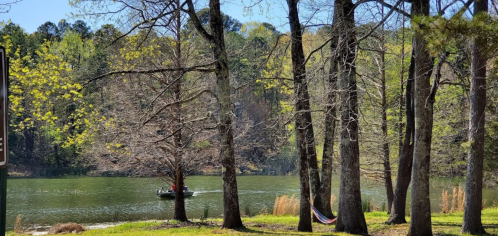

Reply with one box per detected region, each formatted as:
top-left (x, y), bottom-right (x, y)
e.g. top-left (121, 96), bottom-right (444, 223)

top-left (8, 208), bottom-right (498, 236)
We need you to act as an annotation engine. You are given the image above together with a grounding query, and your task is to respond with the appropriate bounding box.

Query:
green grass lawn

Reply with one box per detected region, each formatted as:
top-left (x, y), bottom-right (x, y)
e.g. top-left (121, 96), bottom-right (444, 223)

top-left (8, 208), bottom-right (498, 235)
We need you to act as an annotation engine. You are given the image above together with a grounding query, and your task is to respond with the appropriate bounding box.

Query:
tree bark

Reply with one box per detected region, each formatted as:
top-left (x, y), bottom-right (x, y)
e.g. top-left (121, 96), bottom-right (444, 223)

top-left (379, 26), bottom-right (393, 214)
top-left (334, 0), bottom-right (368, 234)
top-left (408, 0), bottom-right (435, 235)
top-left (314, 24), bottom-right (339, 221)
top-left (462, 0), bottom-right (487, 233)
top-left (185, 0), bottom-right (244, 229)
top-left (286, 0), bottom-right (312, 231)
top-left (386, 49), bottom-right (415, 225)
top-left (173, 0), bottom-right (188, 222)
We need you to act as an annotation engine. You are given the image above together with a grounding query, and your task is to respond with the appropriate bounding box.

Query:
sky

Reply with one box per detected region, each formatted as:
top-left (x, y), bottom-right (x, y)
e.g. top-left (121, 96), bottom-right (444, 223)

top-left (1, 0), bottom-right (295, 34)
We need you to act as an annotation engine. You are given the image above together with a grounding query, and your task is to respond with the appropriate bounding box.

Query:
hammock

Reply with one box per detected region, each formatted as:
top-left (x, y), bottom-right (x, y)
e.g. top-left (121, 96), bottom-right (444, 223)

top-left (311, 204), bottom-right (337, 224)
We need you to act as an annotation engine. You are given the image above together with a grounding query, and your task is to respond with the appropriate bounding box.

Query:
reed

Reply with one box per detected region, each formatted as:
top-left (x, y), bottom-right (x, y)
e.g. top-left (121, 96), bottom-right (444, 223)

top-left (203, 204), bottom-right (209, 219)
top-left (450, 187), bottom-right (458, 212)
top-left (273, 194), bottom-right (299, 216)
top-left (330, 194), bottom-right (337, 208)
top-left (457, 186), bottom-right (465, 212)
top-left (441, 186), bottom-right (466, 213)
top-left (441, 190), bottom-right (449, 213)
top-left (362, 197), bottom-right (372, 213)
top-left (14, 214), bottom-right (23, 234)
top-left (243, 203), bottom-right (252, 217)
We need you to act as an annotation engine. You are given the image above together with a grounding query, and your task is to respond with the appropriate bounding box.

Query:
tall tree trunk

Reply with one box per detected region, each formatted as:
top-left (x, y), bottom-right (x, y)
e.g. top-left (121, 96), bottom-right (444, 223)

top-left (185, 0), bottom-right (243, 229)
top-left (380, 24), bottom-right (393, 214)
top-left (462, 0), bottom-right (487, 233)
top-left (286, 0), bottom-right (312, 231)
top-left (398, 20), bottom-right (406, 156)
top-left (334, 0), bottom-right (368, 234)
top-left (386, 49), bottom-right (415, 224)
top-left (173, 1), bottom-right (187, 222)
top-left (211, 1), bottom-right (243, 229)
top-left (314, 24), bottom-right (339, 221)
top-left (408, 0), bottom-right (435, 235)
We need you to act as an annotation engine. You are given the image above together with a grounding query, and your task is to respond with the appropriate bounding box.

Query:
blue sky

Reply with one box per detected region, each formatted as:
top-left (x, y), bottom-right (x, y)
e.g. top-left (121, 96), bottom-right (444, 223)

top-left (2, 0), bottom-right (294, 34)
top-left (3, 0), bottom-right (75, 33)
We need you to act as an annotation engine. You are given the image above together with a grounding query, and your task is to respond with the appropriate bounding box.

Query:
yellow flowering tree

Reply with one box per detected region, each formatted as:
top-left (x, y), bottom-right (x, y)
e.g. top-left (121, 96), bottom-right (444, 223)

top-left (3, 36), bottom-right (98, 166)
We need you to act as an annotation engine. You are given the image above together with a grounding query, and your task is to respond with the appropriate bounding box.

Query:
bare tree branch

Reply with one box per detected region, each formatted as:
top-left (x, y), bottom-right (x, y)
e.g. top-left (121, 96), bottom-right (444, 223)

top-left (0, 0), bottom-right (21, 13)
top-left (354, 0), bottom-right (410, 18)
top-left (183, 0), bottom-right (214, 43)
top-left (82, 61), bottom-right (217, 87)
top-left (357, 0), bottom-right (405, 43)
top-left (141, 89), bottom-right (216, 127)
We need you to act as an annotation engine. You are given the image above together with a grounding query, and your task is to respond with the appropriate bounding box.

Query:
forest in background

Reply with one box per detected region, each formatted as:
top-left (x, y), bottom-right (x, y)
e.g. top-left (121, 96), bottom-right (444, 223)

top-left (0, 1), bottom-right (497, 185)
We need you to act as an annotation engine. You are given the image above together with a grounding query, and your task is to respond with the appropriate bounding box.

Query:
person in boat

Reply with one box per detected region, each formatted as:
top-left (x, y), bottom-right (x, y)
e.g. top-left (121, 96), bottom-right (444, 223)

top-left (171, 183), bottom-right (176, 192)
top-left (184, 186), bottom-right (188, 192)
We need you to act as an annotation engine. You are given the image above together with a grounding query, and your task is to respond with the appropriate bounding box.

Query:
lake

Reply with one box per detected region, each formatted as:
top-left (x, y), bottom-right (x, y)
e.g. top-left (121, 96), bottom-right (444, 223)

top-left (6, 175), bottom-right (498, 230)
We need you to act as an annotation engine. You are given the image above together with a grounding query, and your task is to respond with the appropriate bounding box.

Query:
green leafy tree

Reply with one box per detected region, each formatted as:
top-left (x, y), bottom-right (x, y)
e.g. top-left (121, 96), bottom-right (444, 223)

top-left (2, 37), bottom-right (98, 168)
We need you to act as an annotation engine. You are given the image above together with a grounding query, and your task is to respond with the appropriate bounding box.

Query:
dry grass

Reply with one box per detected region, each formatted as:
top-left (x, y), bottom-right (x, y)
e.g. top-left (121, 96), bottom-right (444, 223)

top-left (441, 190), bottom-right (449, 213)
top-left (330, 194), bottom-right (337, 207)
top-left (14, 214), bottom-right (23, 234)
top-left (441, 186), bottom-right (465, 213)
top-left (451, 187), bottom-right (458, 212)
top-left (273, 194), bottom-right (299, 216)
top-left (457, 186), bottom-right (465, 211)
top-left (48, 223), bottom-right (85, 235)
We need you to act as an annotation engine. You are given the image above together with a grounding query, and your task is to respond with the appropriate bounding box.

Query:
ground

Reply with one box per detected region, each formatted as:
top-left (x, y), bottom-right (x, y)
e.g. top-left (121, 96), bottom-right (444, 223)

top-left (8, 208), bottom-right (498, 235)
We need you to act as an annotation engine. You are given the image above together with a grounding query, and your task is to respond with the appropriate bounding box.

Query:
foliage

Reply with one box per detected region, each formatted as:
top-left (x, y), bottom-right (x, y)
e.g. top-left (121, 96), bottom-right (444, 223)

top-left (1, 29), bottom-right (100, 168)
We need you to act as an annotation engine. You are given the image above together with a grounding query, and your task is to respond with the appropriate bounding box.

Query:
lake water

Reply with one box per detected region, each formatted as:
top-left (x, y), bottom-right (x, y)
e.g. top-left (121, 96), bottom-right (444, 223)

top-left (6, 175), bottom-right (498, 229)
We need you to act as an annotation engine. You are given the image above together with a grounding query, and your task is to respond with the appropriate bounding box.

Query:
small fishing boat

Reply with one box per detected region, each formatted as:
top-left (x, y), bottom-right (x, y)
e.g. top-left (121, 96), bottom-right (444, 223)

top-left (156, 187), bottom-right (194, 199)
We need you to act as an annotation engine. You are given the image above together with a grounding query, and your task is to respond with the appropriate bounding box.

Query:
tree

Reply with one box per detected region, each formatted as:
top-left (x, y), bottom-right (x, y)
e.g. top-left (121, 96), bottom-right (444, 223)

top-left (71, 20), bottom-right (92, 39)
top-left (0, 23), bottom-right (38, 58)
top-left (378, 11), bottom-right (394, 214)
top-left (35, 21), bottom-right (60, 42)
top-left (286, 0), bottom-right (313, 231)
top-left (408, 0), bottom-right (435, 234)
top-left (185, 0), bottom-right (244, 229)
top-left (58, 20), bottom-right (71, 37)
top-left (100, 29), bottom-right (210, 222)
top-left (186, 8), bottom-right (242, 33)
top-left (387, 49), bottom-right (415, 224)
top-left (334, 0), bottom-right (368, 233)
top-left (462, 0), bottom-right (488, 233)
top-left (70, 0), bottom-right (210, 222)
top-left (313, 21), bottom-right (338, 221)
top-left (2, 37), bottom-right (96, 168)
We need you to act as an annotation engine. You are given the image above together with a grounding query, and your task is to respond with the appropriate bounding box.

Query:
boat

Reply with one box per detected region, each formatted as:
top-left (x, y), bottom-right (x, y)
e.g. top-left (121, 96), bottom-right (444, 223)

top-left (157, 188), bottom-right (194, 199)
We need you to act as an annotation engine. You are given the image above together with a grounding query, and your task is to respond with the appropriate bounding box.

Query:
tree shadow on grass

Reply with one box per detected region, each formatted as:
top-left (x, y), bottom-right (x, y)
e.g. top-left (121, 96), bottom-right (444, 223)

top-left (432, 222), bottom-right (462, 227)
top-left (431, 222), bottom-right (498, 236)
top-left (231, 227), bottom-right (279, 235)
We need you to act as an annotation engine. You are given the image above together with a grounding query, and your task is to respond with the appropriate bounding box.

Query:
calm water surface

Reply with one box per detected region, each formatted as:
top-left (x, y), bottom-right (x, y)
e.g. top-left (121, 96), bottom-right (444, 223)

top-left (6, 175), bottom-right (498, 229)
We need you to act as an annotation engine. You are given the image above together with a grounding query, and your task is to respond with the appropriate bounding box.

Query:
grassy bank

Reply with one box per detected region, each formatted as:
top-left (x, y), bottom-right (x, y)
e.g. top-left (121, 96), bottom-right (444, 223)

top-left (8, 208), bottom-right (498, 235)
